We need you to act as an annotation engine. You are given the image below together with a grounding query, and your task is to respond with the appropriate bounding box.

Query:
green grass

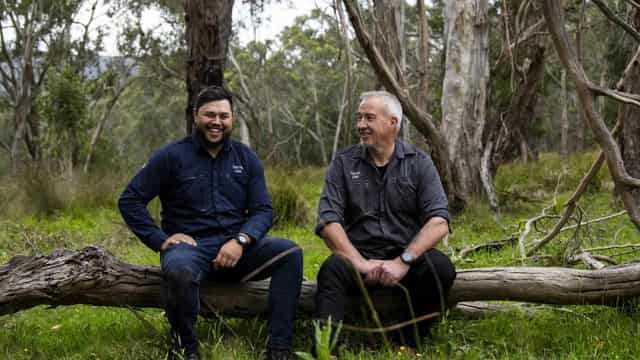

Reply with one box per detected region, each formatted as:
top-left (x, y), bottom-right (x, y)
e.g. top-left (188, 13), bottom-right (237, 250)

top-left (1, 152), bottom-right (639, 359)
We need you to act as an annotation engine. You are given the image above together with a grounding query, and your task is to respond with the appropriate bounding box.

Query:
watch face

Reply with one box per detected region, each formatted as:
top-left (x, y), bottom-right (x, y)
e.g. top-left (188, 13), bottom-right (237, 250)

top-left (237, 235), bottom-right (249, 246)
top-left (401, 251), bottom-right (415, 264)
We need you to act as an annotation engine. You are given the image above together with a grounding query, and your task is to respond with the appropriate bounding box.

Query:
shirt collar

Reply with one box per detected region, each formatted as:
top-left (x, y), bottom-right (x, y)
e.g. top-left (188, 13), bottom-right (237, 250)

top-left (354, 140), bottom-right (414, 161)
top-left (192, 130), bottom-right (232, 156)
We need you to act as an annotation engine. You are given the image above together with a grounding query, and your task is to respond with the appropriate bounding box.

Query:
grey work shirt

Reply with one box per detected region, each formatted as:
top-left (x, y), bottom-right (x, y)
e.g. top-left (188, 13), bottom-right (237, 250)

top-left (316, 141), bottom-right (450, 259)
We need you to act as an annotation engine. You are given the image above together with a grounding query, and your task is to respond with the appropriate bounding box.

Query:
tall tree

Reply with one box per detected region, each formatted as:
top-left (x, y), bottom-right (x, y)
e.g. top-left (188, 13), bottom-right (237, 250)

top-left (618, 9), bottom-right (640, 218)
top-left (184, 0), bottom-right (234, 135)
top-left (441, 0), bottom-right (490, 200)
top-left (489, 0), bottom-right (547, 170)
top-left (0, 0), bottom-right (84, 166)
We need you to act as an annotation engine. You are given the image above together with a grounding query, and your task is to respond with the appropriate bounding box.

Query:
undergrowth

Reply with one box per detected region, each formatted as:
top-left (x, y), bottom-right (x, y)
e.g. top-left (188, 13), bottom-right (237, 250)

top-left (1, 152), bottom-right (639, 359)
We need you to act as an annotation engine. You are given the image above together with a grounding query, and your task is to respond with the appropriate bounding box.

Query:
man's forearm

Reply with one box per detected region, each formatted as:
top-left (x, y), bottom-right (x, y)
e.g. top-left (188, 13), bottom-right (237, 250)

top-left (405, 216), bottom-right (449, 257)
top-left (320, 222), bottom-right (367, 267)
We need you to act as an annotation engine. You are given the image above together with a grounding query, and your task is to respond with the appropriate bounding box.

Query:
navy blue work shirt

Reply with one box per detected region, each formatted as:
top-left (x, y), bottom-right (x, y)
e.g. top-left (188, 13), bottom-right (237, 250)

top-left (118, 133), bottom-right (273, 252)
top-left (316, 141), bottom-right (449, 259)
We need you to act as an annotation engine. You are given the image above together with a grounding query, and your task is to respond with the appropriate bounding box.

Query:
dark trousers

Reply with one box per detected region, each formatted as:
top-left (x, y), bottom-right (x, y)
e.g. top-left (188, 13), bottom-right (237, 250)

top-left (314, 249), bottom-right (456, 346)
top-left (160, 235), bottom-right (303, 354)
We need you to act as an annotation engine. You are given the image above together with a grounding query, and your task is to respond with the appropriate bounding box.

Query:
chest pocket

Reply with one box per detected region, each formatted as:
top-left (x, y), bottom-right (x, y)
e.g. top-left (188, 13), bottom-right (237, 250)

top-left (223, 172), bottom-right (249, 208)
top-left (387, 176), bottom-right (418, 213)
top-left (346, 173), bottom-right (377, 219)
top-left (174, 173), bottom-right (209, 212)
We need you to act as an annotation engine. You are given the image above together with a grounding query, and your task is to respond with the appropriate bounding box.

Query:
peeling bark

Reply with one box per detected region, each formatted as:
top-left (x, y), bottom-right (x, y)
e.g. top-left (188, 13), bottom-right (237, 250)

top-left (442, 0), bottom-right (490, 198)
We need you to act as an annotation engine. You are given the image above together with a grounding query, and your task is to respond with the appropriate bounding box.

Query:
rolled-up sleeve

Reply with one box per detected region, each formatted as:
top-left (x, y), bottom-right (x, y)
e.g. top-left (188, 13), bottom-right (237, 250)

top-left (315, 157), bottom-right (347, 236)
top-left (118, 149), bottom-right (171, 252)
top-left (239, 153), bottom-right (273, 243)
top-left (416, 154), bottom-right (450, 225)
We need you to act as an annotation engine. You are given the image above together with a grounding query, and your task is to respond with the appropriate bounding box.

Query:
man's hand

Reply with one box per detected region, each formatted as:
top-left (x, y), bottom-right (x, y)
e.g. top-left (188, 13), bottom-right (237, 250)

top-left (161, 233), bottom-right (197, 252)
top-left (213, 239), bottom-right (243, 269)
top-left (353, 259), bottom-right (384, 285)
top-left (379, 258), bottom-right (410, 287)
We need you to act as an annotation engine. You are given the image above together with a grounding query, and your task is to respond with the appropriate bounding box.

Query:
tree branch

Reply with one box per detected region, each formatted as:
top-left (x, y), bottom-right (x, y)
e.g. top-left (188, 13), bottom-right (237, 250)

top-left (623, 0), bottom-right (640, 12)
top-left (542, 1), bottom-right (640, 229)
top-left (592, 0), bottom-right (640, 43)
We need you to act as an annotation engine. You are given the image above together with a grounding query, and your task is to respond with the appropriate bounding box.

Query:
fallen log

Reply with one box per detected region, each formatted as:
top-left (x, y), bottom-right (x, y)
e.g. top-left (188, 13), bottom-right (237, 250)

top-left (2, 246), bottom-right (640, 320)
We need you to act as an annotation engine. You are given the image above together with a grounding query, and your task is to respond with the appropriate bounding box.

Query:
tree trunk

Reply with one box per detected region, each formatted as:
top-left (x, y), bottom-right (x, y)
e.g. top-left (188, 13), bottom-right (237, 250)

top-left (416, 0), bottom-right (430, 115)
top-left (332, 0), bottom-right (353, 159)
top-left (618, 51), bottom-right (640, 212)
top-left (441, 0), bottom-right (490, 199)
top-left (373, 0), bottom-right (403, 85)
top-left (574, 0), bottom-right (586, 153)
top-left (310, 74), bottom-right (328, 165)
top-left (184, 0), bottom-right (234, 135)
top-left (10, 8), bottom-right (36, 168)
top-left (618, 11), bottom-right (640, 216)
top-left (84, 78), bottom-right (135, 173)
top-left (3, 247), bottom-right (640, 320)
top-left (560, 70), bottom-right (569, 160)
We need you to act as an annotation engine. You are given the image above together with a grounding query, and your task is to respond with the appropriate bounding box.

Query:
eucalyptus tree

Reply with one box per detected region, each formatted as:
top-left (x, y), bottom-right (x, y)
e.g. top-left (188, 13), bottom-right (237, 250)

top-left (0, 0), bottom-right (86, 166)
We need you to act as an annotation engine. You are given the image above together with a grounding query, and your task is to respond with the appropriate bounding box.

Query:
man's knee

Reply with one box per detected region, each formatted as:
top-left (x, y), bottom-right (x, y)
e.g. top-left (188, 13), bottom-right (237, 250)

top-left (164, 264), bottom-right (199, 285)
top-left (424, 250), bottom-right (456, 291)
top-left (317, 255), bottom-right (354, 287)
top-left (265, 237), bottom-right (304, 270)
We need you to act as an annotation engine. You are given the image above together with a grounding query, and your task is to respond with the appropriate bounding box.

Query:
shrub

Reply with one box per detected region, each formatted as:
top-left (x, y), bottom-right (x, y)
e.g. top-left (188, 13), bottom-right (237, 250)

top-left (267, 174), bottom-right (311, 227)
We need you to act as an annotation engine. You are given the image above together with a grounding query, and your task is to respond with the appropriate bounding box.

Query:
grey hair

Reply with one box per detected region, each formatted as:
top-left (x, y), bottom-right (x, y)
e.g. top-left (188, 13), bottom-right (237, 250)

top-left (359, 90), bottom-right (403, 129)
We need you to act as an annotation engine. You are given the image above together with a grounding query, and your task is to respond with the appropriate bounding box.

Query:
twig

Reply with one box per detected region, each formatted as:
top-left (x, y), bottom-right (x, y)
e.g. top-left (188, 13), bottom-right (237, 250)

top-left (158, 57), bottom-right (181, 79)
top-left (518, 208), bottom-right (556, 259)
top-left (526, 149), bottom-right (608, 257)
top-left (591, 0), bottom-right (640, 43)
top-left (240, 246), bottom-right (301, 283)
top-left (590, 254), bottom-right (618, 266)
top-left (314, 311), bottom-right (440, 333)
top-left (458, 237), bottom-right (518, 258)
top-left (572, 251), bottom-right (606, 270)
top-left (607, 249), bottom-right (640, 258)
top-left (584, 244), bottom-right (640, 252)
top-left (201, 299), bottom-right (240, 338)
top-left (558, 211), bottom-right (628, 234)
top-left (124, 305), bottom-right (161, 338)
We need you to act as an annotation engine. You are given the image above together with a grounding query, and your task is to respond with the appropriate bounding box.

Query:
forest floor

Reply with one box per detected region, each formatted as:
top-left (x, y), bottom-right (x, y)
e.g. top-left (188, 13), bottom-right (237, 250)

top-left (1, 151), bottom-right (639, 359)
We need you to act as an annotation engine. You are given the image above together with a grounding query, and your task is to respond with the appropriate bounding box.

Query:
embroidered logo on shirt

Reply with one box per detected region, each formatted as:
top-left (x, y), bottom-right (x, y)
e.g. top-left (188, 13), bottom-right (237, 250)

top-left (232, 165), bottom-right (244, 174)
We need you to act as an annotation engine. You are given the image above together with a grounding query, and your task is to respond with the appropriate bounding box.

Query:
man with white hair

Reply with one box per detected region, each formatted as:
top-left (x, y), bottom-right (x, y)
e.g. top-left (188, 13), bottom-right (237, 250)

top-left (314, 90), bottom-right (456, 351)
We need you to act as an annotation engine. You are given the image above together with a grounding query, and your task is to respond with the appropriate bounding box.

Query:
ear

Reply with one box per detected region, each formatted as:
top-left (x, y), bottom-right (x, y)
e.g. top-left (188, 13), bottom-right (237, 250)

top-left (390, 116), bottom-right (398, 128)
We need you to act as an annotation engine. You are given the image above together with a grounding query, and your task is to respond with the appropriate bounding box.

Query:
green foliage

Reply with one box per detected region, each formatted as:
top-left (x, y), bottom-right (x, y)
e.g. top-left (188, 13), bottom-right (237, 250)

top-left (494, 151), bottom-right (611, 209)
top-left (0, 165), bottom-right (123, 220)
top-left (296, 318), bottom-right (342, 360)
top-left (38, 65), bottom-right (89, 162)
top-left (267, 171), bottom-right (312, 228)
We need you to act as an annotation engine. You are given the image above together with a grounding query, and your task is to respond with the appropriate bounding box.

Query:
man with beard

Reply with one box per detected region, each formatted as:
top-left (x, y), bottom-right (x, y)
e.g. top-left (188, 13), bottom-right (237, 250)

top-left (119, 86), bottom-right (302, 360)
top-left (313, 91), bottom-right (456, 352)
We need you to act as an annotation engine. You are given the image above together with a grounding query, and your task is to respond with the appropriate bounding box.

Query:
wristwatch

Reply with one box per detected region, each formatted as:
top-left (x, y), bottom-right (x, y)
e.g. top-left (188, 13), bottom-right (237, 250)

top-left (400, 250), bottom-right (417, 265)
top-left (235, 233), bottom-right (251, 249)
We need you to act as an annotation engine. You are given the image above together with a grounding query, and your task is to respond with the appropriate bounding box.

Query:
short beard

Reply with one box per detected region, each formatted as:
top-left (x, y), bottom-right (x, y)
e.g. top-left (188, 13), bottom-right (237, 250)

top-left (196, 126), bottom-right (228, 151)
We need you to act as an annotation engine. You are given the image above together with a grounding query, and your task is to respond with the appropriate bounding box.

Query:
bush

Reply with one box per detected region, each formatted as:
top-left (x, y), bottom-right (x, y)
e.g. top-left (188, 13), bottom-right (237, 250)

top-left (0, 164), bottom-right (124, 219)
top-left (268, 175), bottom-right (311, 227)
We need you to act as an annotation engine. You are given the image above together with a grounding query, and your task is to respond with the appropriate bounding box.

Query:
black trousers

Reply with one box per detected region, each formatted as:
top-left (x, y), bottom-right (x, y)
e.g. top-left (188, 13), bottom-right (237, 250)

top-left (314, 249), bottom-right (456, 346)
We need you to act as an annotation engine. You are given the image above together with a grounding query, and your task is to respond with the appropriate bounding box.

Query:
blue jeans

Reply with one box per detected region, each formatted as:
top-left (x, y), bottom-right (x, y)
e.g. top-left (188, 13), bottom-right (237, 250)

top-left (160, 235), bottom-right (303, 354)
